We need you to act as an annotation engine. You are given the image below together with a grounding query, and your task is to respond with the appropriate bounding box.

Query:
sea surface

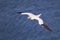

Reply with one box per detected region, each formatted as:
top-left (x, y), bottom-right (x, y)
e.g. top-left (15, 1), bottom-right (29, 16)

top-left (0, 0), bottom-right (60, 40)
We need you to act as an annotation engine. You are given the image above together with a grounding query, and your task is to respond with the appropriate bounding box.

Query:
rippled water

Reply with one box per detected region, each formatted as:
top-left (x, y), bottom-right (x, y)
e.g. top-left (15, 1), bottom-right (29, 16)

top-left (0, 0), bottom-right (60, 40)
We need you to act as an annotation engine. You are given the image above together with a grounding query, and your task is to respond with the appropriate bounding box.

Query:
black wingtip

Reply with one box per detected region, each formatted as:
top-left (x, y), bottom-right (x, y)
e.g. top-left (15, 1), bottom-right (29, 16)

top-left (18, 12), bottom-right (23, 14)
top-left (41, 24), bottom-right (52, 32)
top-left (47, 28), bottom-right (52, 32)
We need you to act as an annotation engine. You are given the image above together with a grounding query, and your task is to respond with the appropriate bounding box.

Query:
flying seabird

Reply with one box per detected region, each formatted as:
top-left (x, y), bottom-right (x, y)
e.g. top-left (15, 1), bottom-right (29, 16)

top-left (18, 12), bottom-right (52, 31)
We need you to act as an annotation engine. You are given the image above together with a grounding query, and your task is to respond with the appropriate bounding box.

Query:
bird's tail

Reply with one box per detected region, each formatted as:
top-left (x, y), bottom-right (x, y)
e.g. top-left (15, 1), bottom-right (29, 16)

top-left (37, 14), bottom-right (42, 17)
top-left (41, 24), bottom-right (52, 32)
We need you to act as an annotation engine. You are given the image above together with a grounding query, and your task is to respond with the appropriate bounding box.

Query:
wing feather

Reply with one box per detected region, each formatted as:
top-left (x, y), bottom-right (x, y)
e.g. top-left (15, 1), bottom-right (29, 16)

top-left (35, 18), bottom-right (44, 25)
top-left (21, 12), bottom-right (33, 16)
top-left (41, 24), bottom-right (52, 31)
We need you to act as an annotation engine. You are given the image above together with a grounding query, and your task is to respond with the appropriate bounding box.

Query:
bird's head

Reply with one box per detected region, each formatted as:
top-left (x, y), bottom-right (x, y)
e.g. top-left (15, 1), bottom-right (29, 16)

top-left (28, 16), bottom-right (34, 20)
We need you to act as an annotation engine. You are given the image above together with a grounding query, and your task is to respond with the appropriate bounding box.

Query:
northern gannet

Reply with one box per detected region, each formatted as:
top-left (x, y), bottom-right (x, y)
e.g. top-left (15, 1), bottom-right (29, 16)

top-left (18, 12), bottom-right (52, 31)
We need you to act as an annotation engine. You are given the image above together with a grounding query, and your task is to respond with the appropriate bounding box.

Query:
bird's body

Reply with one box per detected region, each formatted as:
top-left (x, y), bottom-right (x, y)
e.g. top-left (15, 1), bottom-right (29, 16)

top-left (18, 12), bottom-right (52, 31)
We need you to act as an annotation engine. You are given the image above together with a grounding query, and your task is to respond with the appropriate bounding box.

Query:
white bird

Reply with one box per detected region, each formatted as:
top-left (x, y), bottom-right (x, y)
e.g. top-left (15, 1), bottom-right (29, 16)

top-left (18, 12), bottom-right (52, 31)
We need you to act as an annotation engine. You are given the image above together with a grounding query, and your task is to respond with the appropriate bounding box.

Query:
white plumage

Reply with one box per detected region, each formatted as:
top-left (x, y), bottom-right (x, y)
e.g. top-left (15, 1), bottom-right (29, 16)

top-left (21, 12), bottom-right (43, 25)
top-left (18, 12), bottom-right (52, 31)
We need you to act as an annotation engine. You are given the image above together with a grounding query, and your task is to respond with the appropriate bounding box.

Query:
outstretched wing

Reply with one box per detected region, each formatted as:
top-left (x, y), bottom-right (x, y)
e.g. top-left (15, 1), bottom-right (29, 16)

top-left (41, 24), bottom-right (52, 31)
top-left (36, 18), bottom-right (52, 31)
top-left (18, 12), bottom-right (33, 16)
top-left (36, 18), bottom-right (44, 25)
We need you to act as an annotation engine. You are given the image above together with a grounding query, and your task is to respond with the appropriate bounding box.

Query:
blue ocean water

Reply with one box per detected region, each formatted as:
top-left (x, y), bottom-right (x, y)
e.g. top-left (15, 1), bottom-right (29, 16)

top-left (0, 0), bottom-right (60, 40)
